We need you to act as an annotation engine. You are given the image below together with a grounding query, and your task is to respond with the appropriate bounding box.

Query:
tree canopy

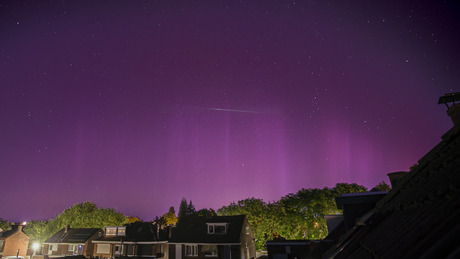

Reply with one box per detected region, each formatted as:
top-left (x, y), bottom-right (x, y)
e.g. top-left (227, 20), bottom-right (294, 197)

top-left (218, 183), bottom-right (368, 250)
top-left (0, 218), bottom-right (9, 230)
top-left (24, 202), bottom-right (127, 244)
top-left (370, 181), bottom-right (391, 192)
top-left (158, 206), bottom-right (178, 226)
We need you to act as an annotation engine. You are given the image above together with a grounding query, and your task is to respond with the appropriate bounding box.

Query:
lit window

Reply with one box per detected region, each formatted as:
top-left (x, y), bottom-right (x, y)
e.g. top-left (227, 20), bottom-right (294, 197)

top-left (96, 244), bottom-right (110, 254)
top-left (185, 245), bottom-right (198, 256)
top-left (207, 223), bottom-right (227, 234)
top-left (117, 226), bottom-right (126, 236)
top-left (105, 227), bottom-right (117, 236)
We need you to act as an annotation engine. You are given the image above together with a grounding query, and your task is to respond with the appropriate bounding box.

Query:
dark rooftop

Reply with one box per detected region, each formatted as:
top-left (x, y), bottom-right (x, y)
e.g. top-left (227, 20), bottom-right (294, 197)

top-left (93, 222), bottom-right (167, 243)
top-left (325, 122), bottom-right (460, 258)
top-left (168, 215), bottom-right (246, 244)
top-left (44, 228), bottom-right (101, 243)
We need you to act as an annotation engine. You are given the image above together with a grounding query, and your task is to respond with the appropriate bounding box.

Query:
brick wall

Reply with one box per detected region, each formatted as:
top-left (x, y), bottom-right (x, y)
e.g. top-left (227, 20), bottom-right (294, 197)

top-left (1, 231), bottom-right (30, 257)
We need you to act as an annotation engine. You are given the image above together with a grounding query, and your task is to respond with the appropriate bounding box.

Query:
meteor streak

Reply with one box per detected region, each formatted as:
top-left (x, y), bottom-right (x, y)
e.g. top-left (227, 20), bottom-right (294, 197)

top-left (192, 107), bottom-right (261, 114)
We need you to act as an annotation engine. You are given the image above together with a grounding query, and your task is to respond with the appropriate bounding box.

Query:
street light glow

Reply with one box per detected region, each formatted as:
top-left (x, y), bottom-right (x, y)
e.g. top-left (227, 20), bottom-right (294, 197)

top-left (32, 243), bottom-right (40, 251)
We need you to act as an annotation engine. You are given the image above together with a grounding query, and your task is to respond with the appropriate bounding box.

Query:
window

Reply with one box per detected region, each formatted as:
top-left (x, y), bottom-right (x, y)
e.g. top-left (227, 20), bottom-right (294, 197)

top-left (117, 226), bottom-right (126, 236)
top-left (208, 225), bottom-right (214, 233)
top-left (49, 244), bottom-right (58, 253)
top-left (202, 245), bottom-right (218, 257)
top-left (127, 244), bottom-right (135, 256)
top-left (68, 244), bottom-right (75, 252)
top-left (106, 226), bottom-right (126, 236)
top-left (185, 245), bottom-right (198, 256)
top-left (105, 227), bottom-right (117, 236)
top-left (115, 245), bottom-right (124, 255)
top-left (207, 223), bottom-right (227, 234)
top-left (96, 244), bottom-right (110, 254)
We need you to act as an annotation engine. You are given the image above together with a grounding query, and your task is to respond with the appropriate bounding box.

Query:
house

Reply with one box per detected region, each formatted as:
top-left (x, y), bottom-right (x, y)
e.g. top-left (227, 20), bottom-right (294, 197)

top-left (0, 223), bottom-right (30, 258)
top-left (42, 225), bottom-right (102, 258)
top-left (323, 93), bottom-right (460, 258)
top-left (168, 215), bottom-right (256, 259)
top-left (92, 221), bottom-right (168, 259)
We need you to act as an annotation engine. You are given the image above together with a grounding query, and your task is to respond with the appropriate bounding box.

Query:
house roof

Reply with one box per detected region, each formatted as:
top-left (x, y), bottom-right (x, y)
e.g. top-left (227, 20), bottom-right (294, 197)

top-left (168, 215), bottom-right (246, 244)
top-left (93, 222), bottom-right (167, 243)
top-left (44, 228), bottom-right (101, 244)
top-left (325, 125), bottom-right (460, 258)
top-left (0, 228), bottom-right (27, 239)
top-left (0, 229), bottom-right (17, 238)
top-left (335, 192), bottom-right (387, 209)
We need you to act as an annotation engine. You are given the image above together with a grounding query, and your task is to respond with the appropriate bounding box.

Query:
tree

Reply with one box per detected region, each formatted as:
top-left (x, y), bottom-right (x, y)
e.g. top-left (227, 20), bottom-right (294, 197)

top-left (218, 198), bottom-right (273, 249)
top-left (0, 218), bottom-right (9, 230)
top-left (158, 207), bottom-right (178, 226)
top-left (371, 181), bottom-right (391, 192)
top-left (47, 202), bottom-right (127, 237)
top-left (195, 208), bottom-right (217, 217)
top-left (331, 183), bottom-right (368, 196)
top-left (218, 183), bottom-right (368, 249)
top-left (186, 200), bottom-right (196, 216)
top-left (126, 216), bottom-right (141, 223)
top-left (178, 198), bottom-right (188, 219)
top-left (22, 202), bottom-right (127, 245)
top-left (178, 198), bottom-right (197, 219)
top-left (24, 220), bottom-right (49, 243)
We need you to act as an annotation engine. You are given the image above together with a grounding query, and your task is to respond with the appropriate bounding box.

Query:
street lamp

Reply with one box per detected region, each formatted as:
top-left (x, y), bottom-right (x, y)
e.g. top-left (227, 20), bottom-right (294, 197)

top-left (32, 242), bottom-right (40, 259)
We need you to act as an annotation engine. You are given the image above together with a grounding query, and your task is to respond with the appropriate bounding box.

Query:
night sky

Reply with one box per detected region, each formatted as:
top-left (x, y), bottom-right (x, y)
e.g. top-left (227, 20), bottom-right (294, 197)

top-left (1, 0), bottom-right (459, 222)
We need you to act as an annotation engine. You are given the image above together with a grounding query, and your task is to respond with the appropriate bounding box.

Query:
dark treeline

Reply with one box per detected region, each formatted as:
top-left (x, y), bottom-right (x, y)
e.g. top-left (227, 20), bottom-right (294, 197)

top-left (1, 182), bottom-right (390, 250)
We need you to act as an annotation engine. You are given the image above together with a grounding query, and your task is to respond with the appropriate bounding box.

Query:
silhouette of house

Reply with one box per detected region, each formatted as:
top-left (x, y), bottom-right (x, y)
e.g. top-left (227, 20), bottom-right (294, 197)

top-left (42, 226), bottom-right (102, 258)
top-left (0, 223), bottom-right (30, 258)
top-left (168, 215), bottom-right (256, 259)
top-left (323, 93), bottom-right (460, 258)
top-left (92, 222), bottom-right (168, 259)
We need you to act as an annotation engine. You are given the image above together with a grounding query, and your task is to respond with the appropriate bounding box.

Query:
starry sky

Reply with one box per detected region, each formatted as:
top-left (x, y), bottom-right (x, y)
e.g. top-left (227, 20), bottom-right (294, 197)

top-left (1, 0), bottom-right (459, 222)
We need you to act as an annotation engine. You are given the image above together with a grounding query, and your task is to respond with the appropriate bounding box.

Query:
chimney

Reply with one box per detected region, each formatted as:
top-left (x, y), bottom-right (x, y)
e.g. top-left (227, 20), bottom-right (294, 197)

top-left (447, 103), bottom-right (460, 127)
top-left (438, 92), bottom-right (460, 127)
top-left (10, 222), bottom-right (26, 232)
top-left (387, 171), bottom-right (409, 189)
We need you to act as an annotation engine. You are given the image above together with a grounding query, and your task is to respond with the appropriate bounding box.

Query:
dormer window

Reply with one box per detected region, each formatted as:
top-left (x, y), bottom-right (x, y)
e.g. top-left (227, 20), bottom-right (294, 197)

top-left (207, 223), bottom-right (227, 234)
top-left (105, 226), bottom-right (126, 236)
top-left (117, 226), bottom-right (126, 236)
top-left (105, 227), bottom-right (117, 236)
